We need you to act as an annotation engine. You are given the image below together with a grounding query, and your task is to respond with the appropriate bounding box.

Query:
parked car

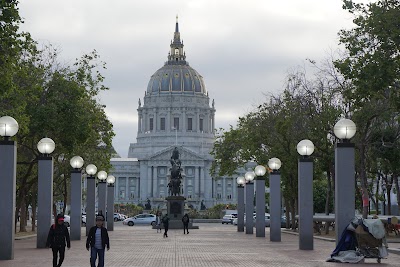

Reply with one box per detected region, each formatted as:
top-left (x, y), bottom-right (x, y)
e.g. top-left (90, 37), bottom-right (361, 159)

top-left (221, 215), bottom-right (235, 224)
top-left (62, 215), bottom-right (71, 227)
top-left (281, 215), bottom-right (293, 228)
top-left (123, 214), bottom-right (156, 226)
top-left (114, 213), bottom-right (121, 222)
top-left (252, 213), bottom-right (270, 227)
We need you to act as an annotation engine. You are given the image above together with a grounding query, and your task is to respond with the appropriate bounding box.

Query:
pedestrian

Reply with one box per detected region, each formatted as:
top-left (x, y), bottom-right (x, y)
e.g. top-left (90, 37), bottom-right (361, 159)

top-left (86, 215), bottom-right (110, 267)
top-left (162, 213), bottom-right (170, 238)
top-left (182, 213), bottom-right (189, 234)
top-left (156, 212), bottom-right (162, 233)
top-left (46, 214), bottom-right (71, 267)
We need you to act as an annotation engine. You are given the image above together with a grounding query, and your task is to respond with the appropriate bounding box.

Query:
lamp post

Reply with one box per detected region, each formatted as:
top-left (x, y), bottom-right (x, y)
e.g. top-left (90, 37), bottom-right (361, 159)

top-left (236, 176), bottom-right (245, 232)
top-left (254, 165), bottom-right (266, 237)
top-left (0, 116), bottom-right (18, 260)
top-left (37, 137), bottom-right (56, 248)
top-left (85, 164), bottom-right (97, 236)
top-left (106, 175), bottom-right (116, 230)
top-left (97, 170), bottom-right (108, 218)
top-left (268, 157), bottom-right (282, 242)
top-left (245, 171), bottom-right (255, 234)
top-left (297, 139), bottom-right (314, 250)
top-left (333, 118), bottom-right (356, 245)
top-left (70, 156), bottom-right (84, 240)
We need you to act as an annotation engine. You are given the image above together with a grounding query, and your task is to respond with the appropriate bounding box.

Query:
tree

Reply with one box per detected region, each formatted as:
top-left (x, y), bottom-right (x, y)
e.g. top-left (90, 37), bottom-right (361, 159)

top-left (335, 0), bottom-right (400, 109)
top-left (335, 0), bottom-right (400, 217)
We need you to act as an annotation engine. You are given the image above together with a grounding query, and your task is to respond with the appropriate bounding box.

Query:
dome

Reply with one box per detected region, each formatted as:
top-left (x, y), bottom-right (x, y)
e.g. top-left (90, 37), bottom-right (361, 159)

top-left (147, 64), bottom-right (206, 95)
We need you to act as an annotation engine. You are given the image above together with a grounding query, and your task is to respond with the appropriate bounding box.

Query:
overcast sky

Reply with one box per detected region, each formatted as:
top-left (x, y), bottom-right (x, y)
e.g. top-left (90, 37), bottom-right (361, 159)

top-left (18, 0), bottom-right (371, 157)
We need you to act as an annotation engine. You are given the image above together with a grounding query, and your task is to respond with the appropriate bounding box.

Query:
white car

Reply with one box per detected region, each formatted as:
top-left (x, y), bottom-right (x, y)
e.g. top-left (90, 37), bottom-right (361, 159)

top-left (62, 215), bottom-right (71, 227)
top-left (221, 215), bottom-right (235, 224)
top-left (123, 214), bottom-right (156, 226)
top-left (233, 214), bottom-right (270, 227)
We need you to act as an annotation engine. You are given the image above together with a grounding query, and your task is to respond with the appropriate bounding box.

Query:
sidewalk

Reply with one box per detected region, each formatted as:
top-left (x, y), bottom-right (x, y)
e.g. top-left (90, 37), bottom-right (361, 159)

top-left (1, 223), bottom-right (400, 267)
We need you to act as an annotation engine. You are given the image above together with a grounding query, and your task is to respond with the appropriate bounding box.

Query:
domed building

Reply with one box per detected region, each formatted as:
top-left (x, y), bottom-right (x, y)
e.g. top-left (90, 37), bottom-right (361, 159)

top-left (110, 18), bottom-right (237, 209)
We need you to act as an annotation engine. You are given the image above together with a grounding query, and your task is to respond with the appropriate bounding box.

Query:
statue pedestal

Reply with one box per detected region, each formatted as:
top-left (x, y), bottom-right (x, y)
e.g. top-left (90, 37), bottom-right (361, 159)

top-left (166, 196), bottom-right (186, 220)
top-left (155, 196), bottom-right (199, 229)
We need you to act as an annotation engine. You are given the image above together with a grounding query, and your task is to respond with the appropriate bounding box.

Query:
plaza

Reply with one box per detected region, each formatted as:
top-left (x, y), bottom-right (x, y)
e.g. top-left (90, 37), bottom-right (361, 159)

top-left (2, 223), bottom-right (400, 267)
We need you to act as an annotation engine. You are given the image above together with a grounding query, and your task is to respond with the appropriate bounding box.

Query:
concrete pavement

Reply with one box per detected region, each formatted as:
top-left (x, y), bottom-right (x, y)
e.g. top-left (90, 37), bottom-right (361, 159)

top-left (1, 223), bottom-right (400, 266)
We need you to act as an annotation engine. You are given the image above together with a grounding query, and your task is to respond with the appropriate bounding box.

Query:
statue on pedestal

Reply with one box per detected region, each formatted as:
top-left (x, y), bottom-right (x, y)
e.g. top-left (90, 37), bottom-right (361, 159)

top-left (168, 147), bottom-right (183, 196)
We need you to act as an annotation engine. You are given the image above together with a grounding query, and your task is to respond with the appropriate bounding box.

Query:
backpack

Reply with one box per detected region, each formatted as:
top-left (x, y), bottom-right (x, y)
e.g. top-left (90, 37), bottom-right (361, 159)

top-left (183, 216), bottom-right (189, 223)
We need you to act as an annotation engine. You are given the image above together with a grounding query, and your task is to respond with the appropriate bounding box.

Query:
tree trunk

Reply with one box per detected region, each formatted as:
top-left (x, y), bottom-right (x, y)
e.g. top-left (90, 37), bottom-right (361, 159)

top-left (359, 143), bottom-right (369, 218)
top-left (63, 174), bottom-right (68, 215)
top-left (325, 167), bottom-right (332, 215)
top-left (19, 195), bottom-right (27, 232)
top-left (394, 175), bottom-right (400, 215)
top-left (31, 200), bottom-right (37, 232)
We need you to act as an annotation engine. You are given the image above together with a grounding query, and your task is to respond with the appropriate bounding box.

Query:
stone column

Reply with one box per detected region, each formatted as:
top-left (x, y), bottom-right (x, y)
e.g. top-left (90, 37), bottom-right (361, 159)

top-left (335, 143), bottom-right (355, 245)
top-left (147, 166), bottom-right (152, 198)
top-left (0, 140), bottom-right (16, 259)
top-left (270, 171), bottom-right (281, 242)
top-left (245, 182), bottom-right (254, 234)
top-left (298, 158), bottom-right (313, 250)
top-left (194, 166), bottom-right (200, 198)
top-left (98, 181), bottom-right (107, 217)
top-left (37, 156), bottom-right (53, 248)
top-left (70, 170), bottom-right (82, 240)
top-left (86, 175), bottom-right (96, 236)
top-left (200, 166), bottom-right (205, 198)
top-left (237, 185), bottom-right (245, 232)
top-left (153, 166), bottom-right (158, 197)
top-left (107, 184), bottom-right (115, 231)
top-left (255, 176), bottom-right (265, 237)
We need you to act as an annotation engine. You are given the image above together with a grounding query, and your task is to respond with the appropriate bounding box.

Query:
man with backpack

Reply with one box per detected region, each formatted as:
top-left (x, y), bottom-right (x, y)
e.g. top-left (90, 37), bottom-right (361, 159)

top-left (46, 214), bottom-right (71, 267)
top-left (182, 213), bottom-right (190, 234)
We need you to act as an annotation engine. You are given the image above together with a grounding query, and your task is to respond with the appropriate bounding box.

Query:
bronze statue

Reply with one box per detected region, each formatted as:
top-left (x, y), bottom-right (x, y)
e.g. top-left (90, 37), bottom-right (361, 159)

top-left (169, 147), bottom-right (182, 196)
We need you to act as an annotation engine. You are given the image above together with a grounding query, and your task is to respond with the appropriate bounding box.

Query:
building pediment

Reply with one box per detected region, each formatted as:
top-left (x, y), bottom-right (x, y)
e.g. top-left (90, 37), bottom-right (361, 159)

top-left (146, 146), bottom-right (205, 162)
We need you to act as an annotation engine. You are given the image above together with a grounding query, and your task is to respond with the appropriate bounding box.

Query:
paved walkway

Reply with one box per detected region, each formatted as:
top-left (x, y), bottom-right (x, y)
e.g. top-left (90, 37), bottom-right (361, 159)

top-left (2, 223), bottom-right (400, 267)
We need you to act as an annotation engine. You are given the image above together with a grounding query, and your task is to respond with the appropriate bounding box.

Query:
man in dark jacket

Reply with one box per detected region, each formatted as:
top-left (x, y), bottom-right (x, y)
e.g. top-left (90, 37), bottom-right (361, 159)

top-left (86, 215), bottom-right (110, 267)
top-left (46, 214), bottom-right (71, 267)
top-left (182, 213), bottom-right (190, 234)
top-left (162, 213), bottom-right (170, 238)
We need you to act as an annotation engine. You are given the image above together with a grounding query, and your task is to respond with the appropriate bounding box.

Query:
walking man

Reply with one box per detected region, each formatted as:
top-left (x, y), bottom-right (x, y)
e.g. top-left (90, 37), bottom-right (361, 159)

top-left (86, 215), bottom-right (110, 267)
top-left (162, 213), bottom-right (170, 238)
top-left (46, 214), bottom-right (71, 267)
top-left (182, 213), bottom-right (190, 234)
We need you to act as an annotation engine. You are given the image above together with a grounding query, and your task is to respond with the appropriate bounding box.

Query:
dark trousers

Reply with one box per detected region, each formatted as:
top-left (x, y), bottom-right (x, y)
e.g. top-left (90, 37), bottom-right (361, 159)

top-left (183, 223), bottom-right (189, 234)
top-left (90, 247), bottom-right (105, 267)
top-left (164, 225), bottom-right (169, 237)
top-left (52, 246), bottom-right (65, 267)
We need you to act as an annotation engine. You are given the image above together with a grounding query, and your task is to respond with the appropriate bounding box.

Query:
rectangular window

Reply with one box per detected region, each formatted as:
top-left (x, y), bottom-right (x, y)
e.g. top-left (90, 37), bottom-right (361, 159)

top-left (119, 177), bottom-right (126, 200)
top-left (149, 118), bottom-right (153, 131)
top-left (160, 118), bottom-right (166, 130)
top-left (187, 118), bottom-right (192, 131)
top-left (129, 178), bottom-right (135, 199)
top-left (174, 117), bottom-right (179, 130)
top-left (199, 118), bottom-right (203, 132)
